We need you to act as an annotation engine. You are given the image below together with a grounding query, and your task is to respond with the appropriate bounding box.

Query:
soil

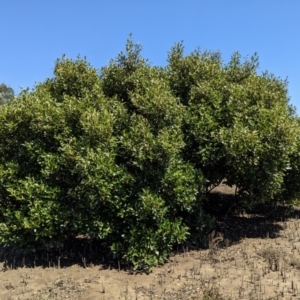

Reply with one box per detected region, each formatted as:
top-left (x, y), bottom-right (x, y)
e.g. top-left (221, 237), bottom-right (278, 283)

top-left (1, 183), bottom-right (300, 299)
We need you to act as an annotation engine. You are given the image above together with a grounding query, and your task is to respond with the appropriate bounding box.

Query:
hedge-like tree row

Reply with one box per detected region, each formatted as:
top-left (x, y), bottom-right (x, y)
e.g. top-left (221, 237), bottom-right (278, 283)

top-left (0, 37), bottom-right (299, 270)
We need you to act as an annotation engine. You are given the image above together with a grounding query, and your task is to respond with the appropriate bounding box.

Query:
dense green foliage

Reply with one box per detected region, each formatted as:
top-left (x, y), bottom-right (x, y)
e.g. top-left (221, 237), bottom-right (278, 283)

top-left (0, 37), bottom-right (299, 270)
top-left (167, 44), bottom-right (300, 208)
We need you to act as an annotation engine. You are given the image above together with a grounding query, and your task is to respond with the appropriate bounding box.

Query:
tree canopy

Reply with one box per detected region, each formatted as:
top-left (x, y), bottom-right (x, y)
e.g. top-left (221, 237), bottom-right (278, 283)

top-left (0, 37), bottom-right (299, 270)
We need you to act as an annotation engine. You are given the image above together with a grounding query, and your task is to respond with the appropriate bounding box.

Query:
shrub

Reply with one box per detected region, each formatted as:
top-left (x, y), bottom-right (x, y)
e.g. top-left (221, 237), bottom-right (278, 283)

top-left (0, 37), bottom-right (298, 270)
top-left (167, 43), bottom-right (298, 209)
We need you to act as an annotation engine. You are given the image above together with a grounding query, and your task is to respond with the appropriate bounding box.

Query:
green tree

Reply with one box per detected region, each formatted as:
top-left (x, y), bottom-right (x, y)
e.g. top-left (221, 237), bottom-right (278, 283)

top-left (167, 43), bottom-right (297, 210)
top-left (0, 47), bottom-right (209, 271)
top-left (100, 38), bottom-right (210, 269)
top-left (0, 37), bottom-right (298, 271)
top-left (0, 83), bottom-right (14, 104)
top-left (0, 57), bottom-right (125, 249)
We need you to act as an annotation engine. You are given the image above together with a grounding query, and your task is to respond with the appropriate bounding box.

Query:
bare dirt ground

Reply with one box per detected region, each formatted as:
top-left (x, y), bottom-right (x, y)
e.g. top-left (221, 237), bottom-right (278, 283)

top-left (1, 183), bottom-right (300, 299)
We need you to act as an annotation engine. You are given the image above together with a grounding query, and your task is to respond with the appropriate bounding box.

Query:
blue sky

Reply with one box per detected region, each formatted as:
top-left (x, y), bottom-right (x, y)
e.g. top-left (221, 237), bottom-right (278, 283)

top-left (1, 1), bottom-right (300, 113)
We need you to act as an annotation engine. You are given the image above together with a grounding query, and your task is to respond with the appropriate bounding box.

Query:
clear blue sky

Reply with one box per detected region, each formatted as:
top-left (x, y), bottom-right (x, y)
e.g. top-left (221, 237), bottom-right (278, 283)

top-left (1, 1), bottom-right (300, 113)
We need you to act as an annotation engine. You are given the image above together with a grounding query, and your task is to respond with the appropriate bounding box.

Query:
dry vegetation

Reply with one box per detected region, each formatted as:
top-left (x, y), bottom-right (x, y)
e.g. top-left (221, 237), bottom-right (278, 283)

top-left (1, 184), bottom-right (300, 299)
